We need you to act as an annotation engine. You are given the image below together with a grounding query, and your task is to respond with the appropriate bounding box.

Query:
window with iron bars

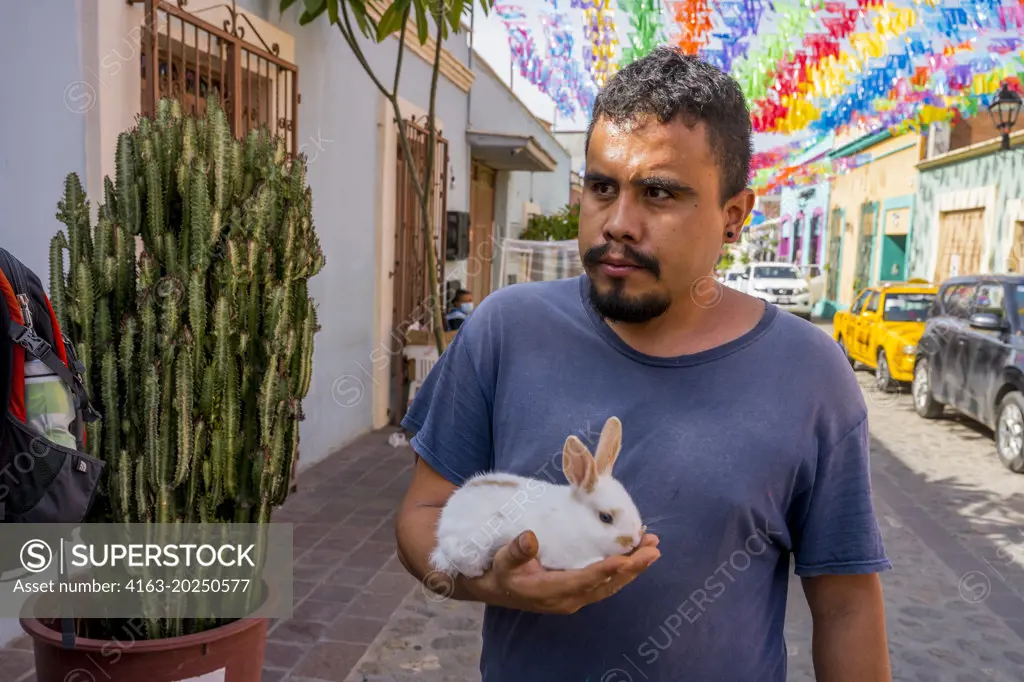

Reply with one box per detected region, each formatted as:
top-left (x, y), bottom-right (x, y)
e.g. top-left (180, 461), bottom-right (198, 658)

top-left (137, 0), bottom-right (300, 155)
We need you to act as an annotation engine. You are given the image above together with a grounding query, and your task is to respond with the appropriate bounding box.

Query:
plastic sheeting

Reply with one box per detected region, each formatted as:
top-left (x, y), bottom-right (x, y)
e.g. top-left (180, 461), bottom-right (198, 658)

top-left (496, 238), bottom-right (585, 288)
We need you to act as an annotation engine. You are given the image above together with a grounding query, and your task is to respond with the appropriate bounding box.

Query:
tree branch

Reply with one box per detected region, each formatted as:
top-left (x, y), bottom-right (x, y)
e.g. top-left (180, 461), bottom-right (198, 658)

top-left (393, 6), bottom-right (410, 97)
top-left (337, 2), bottom-right (394, 100)
top-left (424, 1), bottom-right (445, 221)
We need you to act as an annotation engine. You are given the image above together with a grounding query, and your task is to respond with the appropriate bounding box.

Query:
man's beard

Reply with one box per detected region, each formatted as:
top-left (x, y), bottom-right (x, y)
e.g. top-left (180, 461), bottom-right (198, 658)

top-left (587, 277), bottom-right (671, 323)
top-left (583, 242), bottom-right (671, 323)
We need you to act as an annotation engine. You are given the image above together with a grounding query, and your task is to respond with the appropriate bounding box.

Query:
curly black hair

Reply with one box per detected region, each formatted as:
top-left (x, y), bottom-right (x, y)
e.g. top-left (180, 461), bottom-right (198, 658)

top-left (584, 46), bottom-right (753, 205)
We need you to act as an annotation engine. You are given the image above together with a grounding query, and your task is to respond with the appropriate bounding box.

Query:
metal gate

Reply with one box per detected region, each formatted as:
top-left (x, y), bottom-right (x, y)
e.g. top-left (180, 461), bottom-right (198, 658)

top-left (138, 0), bottom-right (299, 155)
top-left (390, 117), bottom-right (449, 425)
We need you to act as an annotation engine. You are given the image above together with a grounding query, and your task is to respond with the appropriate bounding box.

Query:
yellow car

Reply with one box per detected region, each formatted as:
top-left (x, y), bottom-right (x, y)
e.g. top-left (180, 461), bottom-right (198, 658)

top-left (832, 280), bottom-right (938, 391)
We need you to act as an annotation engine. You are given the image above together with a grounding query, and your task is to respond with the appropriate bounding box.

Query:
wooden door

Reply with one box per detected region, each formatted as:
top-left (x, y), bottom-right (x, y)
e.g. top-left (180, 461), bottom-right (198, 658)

top-left (853, 201), bottom-right (877, 292)
top-left (468, 161), bottom-right (496, 300)
top-left (934, 208), bottom-right (985, 283)
top-left (825, 209), bottom-right (842, 301)
top-left (1009, 221), bottom-right (1024, 272)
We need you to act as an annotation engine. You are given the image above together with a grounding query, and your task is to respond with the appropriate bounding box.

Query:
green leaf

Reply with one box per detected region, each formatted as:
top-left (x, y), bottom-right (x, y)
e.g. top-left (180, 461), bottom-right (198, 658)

top-left (347, 0), bottom-right (377, 39)
top-left (327, 0), bottom-right (339, 23)
top-left (447, 0), bottom-right (466, 31)
top-left (279, 0), bottom-right (300, 12)
top-left (376, 0), bottom-right (409, 41)
top-left (412, 0), bottom-right (429, 44)
top-left (299, 0), bottom-right (327, 24)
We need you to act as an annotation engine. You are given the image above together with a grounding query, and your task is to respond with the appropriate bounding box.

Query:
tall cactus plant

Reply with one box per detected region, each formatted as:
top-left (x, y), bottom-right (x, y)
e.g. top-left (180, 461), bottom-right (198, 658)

top-left (50, 98), bottom-right (324, 639)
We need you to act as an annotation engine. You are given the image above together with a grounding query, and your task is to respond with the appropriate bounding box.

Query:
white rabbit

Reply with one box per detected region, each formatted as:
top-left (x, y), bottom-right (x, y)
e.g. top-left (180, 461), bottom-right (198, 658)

top-left (430, 416), bottom-right (646, 578)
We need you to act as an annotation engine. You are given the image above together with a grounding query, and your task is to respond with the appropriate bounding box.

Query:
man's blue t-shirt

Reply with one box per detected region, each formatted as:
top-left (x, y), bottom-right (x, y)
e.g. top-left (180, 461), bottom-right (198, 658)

top-left (402, 274), bottom-right (890, 682)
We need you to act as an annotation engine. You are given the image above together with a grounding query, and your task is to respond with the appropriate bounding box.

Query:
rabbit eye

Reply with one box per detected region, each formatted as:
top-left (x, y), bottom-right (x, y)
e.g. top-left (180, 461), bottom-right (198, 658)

top-left (599, 512), bottom-right (614, 524)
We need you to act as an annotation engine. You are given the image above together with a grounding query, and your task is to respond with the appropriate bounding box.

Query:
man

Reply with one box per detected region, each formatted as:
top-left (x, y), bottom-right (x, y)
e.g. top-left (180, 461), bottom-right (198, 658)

top-left (397, 47), bottom-right (891, 681)
top-left (445, 288), bottom-right (473, 331)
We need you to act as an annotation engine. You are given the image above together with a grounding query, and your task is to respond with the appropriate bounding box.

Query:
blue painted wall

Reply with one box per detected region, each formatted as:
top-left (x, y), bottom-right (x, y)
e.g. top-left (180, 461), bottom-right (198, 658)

top-left (778, 133), bottom-right (834, 266)
top-left (780, 181), bottom-right (832, 265)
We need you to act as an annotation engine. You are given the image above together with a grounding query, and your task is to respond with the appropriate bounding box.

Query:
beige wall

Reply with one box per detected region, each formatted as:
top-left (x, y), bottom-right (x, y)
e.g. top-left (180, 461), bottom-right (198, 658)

top-left (829, 132), bottom-right (921, 306)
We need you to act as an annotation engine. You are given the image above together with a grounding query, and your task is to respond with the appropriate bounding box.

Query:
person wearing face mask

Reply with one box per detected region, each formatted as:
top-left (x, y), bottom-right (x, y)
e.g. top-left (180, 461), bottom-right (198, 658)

top-left (445, 289), bottom-right (473, 331)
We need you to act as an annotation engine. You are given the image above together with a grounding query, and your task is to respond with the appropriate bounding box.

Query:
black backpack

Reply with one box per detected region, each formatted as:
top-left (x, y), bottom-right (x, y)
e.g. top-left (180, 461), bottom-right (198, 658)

top-left (0, 247), bottom-right (104, 524)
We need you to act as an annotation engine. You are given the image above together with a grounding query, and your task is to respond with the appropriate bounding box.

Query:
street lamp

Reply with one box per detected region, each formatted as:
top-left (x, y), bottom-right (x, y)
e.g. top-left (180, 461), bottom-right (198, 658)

top-left (988, 82), bottom-right (1023, 150)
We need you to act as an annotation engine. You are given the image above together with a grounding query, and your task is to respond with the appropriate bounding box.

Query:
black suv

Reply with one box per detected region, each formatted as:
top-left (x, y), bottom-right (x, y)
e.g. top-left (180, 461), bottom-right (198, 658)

top-left (913, 275), bottom-right (1024, 473)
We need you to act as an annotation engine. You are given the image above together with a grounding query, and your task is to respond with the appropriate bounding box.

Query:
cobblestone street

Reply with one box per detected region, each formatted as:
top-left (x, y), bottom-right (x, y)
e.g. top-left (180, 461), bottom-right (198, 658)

top-left (5, 324), bottom-right (1024, 682)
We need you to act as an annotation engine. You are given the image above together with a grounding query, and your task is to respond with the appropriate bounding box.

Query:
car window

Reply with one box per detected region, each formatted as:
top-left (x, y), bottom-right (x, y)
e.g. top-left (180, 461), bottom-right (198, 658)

top-left (943, 283), bottom-right (978, 320)
top-left (752, 266), bottom-right (800, 279)
top-left (974, 282), bottom-right (1005, 317)
top-left (1015, 285), bottom-right (1024, 316)
top-left (883, 292), bottom-right (934, 321)
top-left (864, 292), bottom-right (880, 313)
top-left (850, 290), bottom-right (871, 314)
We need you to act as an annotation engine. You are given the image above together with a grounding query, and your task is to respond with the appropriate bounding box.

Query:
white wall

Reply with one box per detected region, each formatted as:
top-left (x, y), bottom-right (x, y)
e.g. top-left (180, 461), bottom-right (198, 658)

top-left (275, 6), bottom-right (471, 460)
top-left (0, 0), bottom-right (88, 279)
top-left (554, 130), bottom-right (587, 175)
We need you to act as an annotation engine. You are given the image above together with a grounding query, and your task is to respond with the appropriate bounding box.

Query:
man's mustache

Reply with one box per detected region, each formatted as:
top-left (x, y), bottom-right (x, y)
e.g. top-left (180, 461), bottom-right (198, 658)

top-left (583, 242), bottom-right (661, 278)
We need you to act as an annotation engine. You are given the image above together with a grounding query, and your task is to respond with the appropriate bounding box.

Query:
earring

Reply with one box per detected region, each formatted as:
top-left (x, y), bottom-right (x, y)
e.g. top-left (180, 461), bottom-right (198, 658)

top-left (726, 231), bottom-right (734, 238)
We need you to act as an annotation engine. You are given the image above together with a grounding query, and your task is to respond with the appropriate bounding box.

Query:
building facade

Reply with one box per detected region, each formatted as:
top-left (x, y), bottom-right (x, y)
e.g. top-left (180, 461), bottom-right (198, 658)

top-left (0, 0), bottom-right (568, 497)
top-left (444, 53), bottom-right (572, 298)
top-left (826, 130), bottom-right (922, 308)
top-left (778, 134), bottom-right (834, 268)
top-left (909, 129), bottom-right (1024, 281)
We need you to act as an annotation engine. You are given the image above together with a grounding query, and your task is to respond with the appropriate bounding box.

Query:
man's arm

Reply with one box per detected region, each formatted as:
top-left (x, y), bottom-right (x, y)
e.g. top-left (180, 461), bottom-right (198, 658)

top-left (395, 455), bottom-right (661, 614)
top-left (788, 401), bottom-right (892, 680)
top-left (394, 454), bottom-right (486, 602)
top-left (802, 573), bottom-right (891, 681)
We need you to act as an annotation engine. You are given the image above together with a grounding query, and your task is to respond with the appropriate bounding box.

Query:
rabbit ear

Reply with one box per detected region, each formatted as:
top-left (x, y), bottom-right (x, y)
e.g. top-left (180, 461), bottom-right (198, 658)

top-left (595, 416), bottom-right (622, 476)
top-left (563, 435), bottom-right (598, 493)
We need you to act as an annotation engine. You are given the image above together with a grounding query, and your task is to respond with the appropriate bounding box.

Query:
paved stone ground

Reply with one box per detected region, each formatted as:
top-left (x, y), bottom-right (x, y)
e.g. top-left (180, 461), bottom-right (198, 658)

top-left (6, 321), bottom-right (1024, 681)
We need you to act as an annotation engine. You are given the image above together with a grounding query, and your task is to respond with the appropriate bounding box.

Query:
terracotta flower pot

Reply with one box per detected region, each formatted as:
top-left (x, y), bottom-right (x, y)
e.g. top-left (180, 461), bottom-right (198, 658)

top-left (20, 581), bottom-right (278, 682)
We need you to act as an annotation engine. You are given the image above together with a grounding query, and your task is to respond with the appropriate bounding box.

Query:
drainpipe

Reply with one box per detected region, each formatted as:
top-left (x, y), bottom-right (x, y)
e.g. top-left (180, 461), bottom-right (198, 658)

top-left (467, 2), bottom-right (474, 130)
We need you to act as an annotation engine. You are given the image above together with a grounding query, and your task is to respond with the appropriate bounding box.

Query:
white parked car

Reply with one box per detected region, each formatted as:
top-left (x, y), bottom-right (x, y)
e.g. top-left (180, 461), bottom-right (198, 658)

top-left (740, 262), bottom-right (813, 320)
top-left (721, 270), bottom-right (747, 291)
top-left (797, 263), bottom-right (825, 308)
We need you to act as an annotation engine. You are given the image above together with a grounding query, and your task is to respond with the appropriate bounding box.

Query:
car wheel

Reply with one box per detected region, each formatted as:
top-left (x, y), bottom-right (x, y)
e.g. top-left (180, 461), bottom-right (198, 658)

top-left (875, 349), bottom-right (895, 393)
top-left (838, 335), bottom-right (855, 369)
top-left (912, 358), bottom-right (943, 419)
top-left (995, 392), bottom-right (1024, 473)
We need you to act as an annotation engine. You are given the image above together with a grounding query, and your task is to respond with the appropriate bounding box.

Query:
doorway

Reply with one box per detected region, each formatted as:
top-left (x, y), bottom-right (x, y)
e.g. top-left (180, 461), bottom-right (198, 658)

top-left (853, 201), bottom-right (878, 291)
top-left (934, 208), bottom-right (984, 283)
top-left (468, 160), bottom-right (496, 301)
top-left (879, 234), bottom-right (907, 281)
